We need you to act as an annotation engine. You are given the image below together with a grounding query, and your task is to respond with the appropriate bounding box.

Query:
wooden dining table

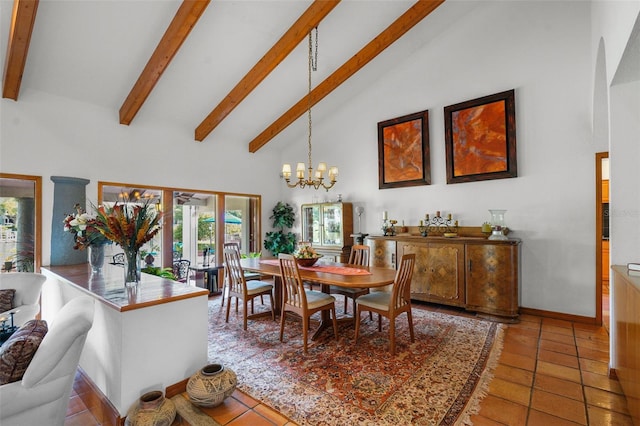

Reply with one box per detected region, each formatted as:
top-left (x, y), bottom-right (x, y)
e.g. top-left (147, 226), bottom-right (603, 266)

top-left (240, 257), bottom-right (397, 339)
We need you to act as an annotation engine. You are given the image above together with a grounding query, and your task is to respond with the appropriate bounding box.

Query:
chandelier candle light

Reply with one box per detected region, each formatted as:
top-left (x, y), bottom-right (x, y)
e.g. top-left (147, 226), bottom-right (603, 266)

top-left (282, 27), bottom-right (338, 191)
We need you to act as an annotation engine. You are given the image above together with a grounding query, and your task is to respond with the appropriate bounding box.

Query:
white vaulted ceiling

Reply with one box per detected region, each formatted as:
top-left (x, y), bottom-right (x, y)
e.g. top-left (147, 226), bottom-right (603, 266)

top-left (1, 0), bottom-right (473, 153)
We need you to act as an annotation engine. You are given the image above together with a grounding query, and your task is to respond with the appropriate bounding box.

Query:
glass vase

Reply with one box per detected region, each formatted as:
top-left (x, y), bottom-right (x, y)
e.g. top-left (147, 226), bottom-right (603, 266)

top-left (488, 209), bottom-right (508, 241)
top-left (123, 249), bottom-right (141, 287)
top-left (88, 244), bottom-right (106, 273)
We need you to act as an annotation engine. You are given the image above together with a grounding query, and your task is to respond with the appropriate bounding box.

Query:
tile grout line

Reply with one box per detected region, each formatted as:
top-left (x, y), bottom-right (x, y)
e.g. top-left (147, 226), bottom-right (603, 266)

top-left (524, 317), bottom-right (542, 425)
top-left (574, 322), bottom-right (590, 426)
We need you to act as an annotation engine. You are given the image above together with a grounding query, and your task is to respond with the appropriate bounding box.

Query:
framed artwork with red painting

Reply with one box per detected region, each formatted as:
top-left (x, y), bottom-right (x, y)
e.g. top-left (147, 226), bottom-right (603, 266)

top-left (444, 89), bottom-right (517, 184)
top-left (377, 110), bottom-right (430, 189)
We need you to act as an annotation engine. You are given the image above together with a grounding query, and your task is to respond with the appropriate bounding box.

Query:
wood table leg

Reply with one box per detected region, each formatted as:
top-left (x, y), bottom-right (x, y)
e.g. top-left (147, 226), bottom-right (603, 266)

top-left (310, 283), bottom-right (355, 340)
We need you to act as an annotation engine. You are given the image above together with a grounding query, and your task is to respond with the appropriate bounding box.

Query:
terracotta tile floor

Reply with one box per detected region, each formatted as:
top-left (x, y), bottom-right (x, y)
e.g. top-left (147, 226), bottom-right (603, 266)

top-left (65, 304), bottom-right (633, 425)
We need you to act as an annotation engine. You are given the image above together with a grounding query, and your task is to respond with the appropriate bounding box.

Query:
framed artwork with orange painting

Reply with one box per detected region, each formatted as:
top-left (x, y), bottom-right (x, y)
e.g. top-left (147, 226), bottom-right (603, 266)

top-left (377, 110), bottom-right (430, 189)
top-left (444, 89), bottom-right (517, 184)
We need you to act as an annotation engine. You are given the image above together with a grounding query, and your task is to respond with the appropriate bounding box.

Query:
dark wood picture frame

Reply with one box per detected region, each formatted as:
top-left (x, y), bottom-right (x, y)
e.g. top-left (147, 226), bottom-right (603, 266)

top-left (444, 89), bottom-right (517, 184)
top-left (378, 110), bottom-right (430, 189)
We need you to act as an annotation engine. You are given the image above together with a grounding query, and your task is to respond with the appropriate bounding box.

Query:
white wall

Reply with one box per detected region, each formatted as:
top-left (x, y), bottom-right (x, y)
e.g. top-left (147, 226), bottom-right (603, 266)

top-left (0, 90), bottom-right (283, 265)
top-left (609, 80), bottom-right (640, 265)
top-left (283, 1), bottom-right (598, 317)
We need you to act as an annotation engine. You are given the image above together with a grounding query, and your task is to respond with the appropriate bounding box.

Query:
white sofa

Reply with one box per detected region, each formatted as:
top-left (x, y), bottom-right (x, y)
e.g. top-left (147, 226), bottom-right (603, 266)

top-left (0, 272), bottom-right (47, 327)
top-left (0, 296), bottom-right (95, 426)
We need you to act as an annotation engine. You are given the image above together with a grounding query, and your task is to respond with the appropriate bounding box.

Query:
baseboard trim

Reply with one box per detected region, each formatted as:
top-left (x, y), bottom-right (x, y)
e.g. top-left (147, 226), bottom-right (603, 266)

top-left (75, 367), bottom-right (123, 426)
top-left (166, 377), bottom-right (189, 399)
top-left (519, 307), bottom-right (598, 325)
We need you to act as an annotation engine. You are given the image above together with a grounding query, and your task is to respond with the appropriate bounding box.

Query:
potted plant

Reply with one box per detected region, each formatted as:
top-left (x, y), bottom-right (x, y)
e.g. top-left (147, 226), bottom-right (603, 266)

top-left (264, 202), bottom-right (296, 256)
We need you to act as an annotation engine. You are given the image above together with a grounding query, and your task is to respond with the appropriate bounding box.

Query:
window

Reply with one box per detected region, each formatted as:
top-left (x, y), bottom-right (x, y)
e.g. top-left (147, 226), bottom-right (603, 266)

top-left (99, 182), bottom-right (260, 267)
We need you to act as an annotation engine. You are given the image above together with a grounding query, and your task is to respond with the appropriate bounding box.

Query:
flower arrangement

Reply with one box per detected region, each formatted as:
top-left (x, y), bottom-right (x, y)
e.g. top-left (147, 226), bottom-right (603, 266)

top-left (93, 200), bottom-right (162, 253)
top-left (93, 198), bottom-right (162, 285)
top-left (63, 204), bottom-right (109, 249)
top-left (293, 244), bottom-right (321, 259)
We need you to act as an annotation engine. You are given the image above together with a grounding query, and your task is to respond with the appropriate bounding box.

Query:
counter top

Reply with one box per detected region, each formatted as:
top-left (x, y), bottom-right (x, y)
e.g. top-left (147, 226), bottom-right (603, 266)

top-left (42, 263), bottom-right (209, 312)
top-left (612, 265), bottom-right (640, 291)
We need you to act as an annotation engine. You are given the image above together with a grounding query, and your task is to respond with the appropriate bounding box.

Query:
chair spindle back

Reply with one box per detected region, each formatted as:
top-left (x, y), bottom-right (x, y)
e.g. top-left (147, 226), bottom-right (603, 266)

top-left (278, 254), bottom-right (306, 309)
top-left (391, 254), bottom-right (415, 312)
top-left (223, 247), bottom-right (245, 295)
top-left (348, 245), bottom-right (370, 267)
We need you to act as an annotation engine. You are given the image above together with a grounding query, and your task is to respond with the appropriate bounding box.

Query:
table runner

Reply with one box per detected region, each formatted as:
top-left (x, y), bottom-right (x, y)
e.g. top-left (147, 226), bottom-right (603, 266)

top-left (259, 259), bottom-right (372, 276)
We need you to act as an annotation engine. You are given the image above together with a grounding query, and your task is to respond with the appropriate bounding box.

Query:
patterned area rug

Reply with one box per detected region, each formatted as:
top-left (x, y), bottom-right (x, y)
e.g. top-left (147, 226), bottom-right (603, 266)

top-left (207, 297), bottom-right (503, 425)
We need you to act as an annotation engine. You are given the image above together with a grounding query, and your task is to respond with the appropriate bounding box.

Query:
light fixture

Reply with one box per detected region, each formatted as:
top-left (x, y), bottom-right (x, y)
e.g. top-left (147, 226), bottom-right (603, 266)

top-left (281, 28), bottom-right (338, 191)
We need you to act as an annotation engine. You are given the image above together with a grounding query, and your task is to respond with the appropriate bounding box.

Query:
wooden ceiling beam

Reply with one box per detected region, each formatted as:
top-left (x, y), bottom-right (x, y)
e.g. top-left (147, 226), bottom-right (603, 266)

top-left (2, 0), bottom-right (39, 101)
top-left (119, 0), bottom-right (210, 125)
top-left (248, 0), bottom-right (445, 153)
top-left (194, 0), bottom-right (340, 142)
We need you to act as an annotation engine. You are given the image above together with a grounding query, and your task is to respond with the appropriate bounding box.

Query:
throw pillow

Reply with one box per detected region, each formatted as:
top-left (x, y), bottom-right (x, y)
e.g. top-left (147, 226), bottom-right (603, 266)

top-left (0, 319), bottom-right (48, 385)
top-left (0, 289), bottom-right (15, 313)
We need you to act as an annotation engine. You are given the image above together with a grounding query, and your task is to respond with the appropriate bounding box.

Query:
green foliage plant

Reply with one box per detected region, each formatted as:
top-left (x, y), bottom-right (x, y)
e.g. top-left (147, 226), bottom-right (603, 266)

top-left (141, 266), bottom-right (176, 280)
top-left (264, 202), bottom-right (296, 256)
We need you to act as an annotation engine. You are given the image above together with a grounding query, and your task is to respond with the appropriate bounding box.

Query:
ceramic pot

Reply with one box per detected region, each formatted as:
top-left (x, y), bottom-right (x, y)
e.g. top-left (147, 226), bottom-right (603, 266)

top-left (186, 363), bottom-right (237, 407)
top-left (124, 390), bottom-right (176, 426)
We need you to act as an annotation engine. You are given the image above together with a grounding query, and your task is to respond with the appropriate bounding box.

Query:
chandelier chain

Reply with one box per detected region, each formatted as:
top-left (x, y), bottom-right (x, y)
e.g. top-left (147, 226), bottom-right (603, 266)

top-left (307, 29), bottom-right (314, 172)
top-left (281, 26), bottom-right (337, 191)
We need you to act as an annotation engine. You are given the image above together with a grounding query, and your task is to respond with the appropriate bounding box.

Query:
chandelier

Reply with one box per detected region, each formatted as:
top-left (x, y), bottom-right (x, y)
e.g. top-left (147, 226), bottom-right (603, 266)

top-left (281, 28), bottom-right (338, 191)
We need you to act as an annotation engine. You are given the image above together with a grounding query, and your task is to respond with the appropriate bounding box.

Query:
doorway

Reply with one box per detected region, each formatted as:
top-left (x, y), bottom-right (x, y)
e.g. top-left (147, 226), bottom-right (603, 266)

top-left (0, 174), bottom-right (42, 273)
top-left (595, 152), bottom-right (609, 330)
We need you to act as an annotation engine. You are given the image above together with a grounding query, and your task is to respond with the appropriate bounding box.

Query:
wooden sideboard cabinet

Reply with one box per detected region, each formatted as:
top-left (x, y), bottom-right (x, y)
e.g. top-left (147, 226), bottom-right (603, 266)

top-left (301, 202), bottom-right (353, 262)
top-left (366, 235), bottom-right (521, 322)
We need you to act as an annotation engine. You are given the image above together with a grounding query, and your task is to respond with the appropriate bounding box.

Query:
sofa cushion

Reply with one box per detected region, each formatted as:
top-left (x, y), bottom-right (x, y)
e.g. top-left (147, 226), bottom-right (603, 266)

top-left (0, 289), bottom-right (15, 313)
top-left (0, 319), bottom-right (48, 385)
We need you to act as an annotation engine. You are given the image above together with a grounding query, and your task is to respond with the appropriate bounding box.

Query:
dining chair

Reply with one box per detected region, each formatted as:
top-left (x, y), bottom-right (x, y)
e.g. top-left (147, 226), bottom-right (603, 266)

top-left (354, 253), bottom-right (416, 355)
top-left (329, 245), bottom-right (372, 317)
top-left (220, 242), bottom-right (266, 308)
top-left (220, 242), bottom-right (239, 308)
top-left (278, 253), bottom-right (339, 352)
top-left (224, 247), bottom-right (274, 330)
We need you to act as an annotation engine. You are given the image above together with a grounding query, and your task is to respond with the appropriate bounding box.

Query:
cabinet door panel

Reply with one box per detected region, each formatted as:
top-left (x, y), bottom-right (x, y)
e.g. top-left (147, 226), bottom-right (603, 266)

top-left (399, 242), bottom-right (464, 306)
top-left (367, 239), bottom-right (396, 269)
top-left (301, 205), bottom-right (321, 245)
top-left (466, 244), bottom-right (519, 318)
top-left (426, 244), bottom-right (464, 303)
top-left (321, 204), bottom-right (343, 246)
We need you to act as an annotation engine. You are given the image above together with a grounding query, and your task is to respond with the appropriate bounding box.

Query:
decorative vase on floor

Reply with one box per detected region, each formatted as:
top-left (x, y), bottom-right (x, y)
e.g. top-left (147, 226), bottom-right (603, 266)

top-left (123, 249), bottom-right (141, 287)
top-left (186, 363), bottom-right (237, 407)
top-left (88, 244), bottom-right (106, 273)
top-left (124, 390), bottom-right (176, 426)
